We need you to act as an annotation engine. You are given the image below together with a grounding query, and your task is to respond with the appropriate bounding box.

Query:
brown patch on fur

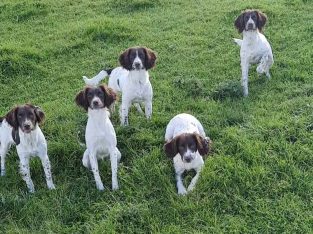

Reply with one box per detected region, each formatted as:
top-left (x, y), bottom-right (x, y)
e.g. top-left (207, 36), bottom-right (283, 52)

top-left (194, 134), bottom-right (212, 157)
top-left (5, 107), bottom-right (18, 129)
top-left (164, 137), bottom-right (178, 158)
top-left (119, 48), bottom-right (132, 70)
top-left (75, 87), bottom-right (90, 111)
top-left (99, 85), bottom-right (117, 107)
top-left (143, 47), bottom-right (157, 70)
top-left (256, 10), bottom-right (267, 32)
top-left (234, 12), bottom-right (245, 33)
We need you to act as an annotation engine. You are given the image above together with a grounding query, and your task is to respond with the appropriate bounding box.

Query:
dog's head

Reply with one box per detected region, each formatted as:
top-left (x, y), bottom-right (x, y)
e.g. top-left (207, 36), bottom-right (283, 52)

top-left (6, 104), bottom-right (45, 144)
top-left (234, 10), bottom-right (267, 33)
top-left (164, 133), bottom-right (211, 163)
top-left (119, 47), bottom-right (157, 71)
top-left (75, 85), bottom-right (117, 111)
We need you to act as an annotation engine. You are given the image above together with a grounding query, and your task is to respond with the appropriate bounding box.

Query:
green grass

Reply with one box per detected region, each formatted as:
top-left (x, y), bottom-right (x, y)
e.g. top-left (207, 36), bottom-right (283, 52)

top-left (0, 0), bottom-right (313, 232)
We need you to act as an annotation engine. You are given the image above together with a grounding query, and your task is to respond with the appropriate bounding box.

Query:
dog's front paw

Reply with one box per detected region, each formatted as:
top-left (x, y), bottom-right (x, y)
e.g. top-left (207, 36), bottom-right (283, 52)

top-left (48, 183), bottom-right (56, 190)
top-left (178, 188), bottom-right (187, 196)
top-left (28, 187), bottom-right (35, 193)
top-left (121, 117), bottom-right (129, 126)
top-left (112, 183), bottom-right (119, 191)
top-left (96, 182), bottom-right (105, 191)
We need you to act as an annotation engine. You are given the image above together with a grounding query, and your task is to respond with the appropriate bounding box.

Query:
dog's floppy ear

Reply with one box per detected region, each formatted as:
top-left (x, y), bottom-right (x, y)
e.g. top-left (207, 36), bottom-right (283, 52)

top-left (6, 107), bottom-right (18, 129)
top-left (119, 48), bottom-right (132, 70)
top-left (256, 10), bottom-right (267, 32)
top-left (75, 88), bottom-right (89, 111)
top-left (12, 129), bottom-right (20, 145)
top-left (163, 137), bottom-right (178, 158)
top-left (143, 47), bottom-right (157, 70)
top-left (194, 133), bottom-right (211, 157)
top-left (99, 85), bottom-right (117, 107)
top-left (234, 12), bottom-right (245, 33)
top-left (34, 106), bottom-right (45, 125)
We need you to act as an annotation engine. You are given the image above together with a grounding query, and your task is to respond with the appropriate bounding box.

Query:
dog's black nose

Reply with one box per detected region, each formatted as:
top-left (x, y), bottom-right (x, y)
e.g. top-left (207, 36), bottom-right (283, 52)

top-left (134, 62), bottom-right (141, 68)
top-left (247, 23), bottom-right (254, 29)
top-left (184, 157), bottom-right (192, 163)
top-left (93, 101), bottom-right (99, 106)
top-left (24, 124), bottom-right (31, 130)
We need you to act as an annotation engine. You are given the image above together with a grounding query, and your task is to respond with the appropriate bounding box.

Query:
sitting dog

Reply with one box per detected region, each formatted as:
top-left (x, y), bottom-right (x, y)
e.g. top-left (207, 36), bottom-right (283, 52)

top-left (75, 85), bottom-right (121, 190)
top-left (0, 104), bottom-right (55, 193)
top-left (164, 113), bottom-right (211, 195)
top-left (83, 46), bottom-right (157, 126)
top-left (234, 9), bottom-right (274, 96)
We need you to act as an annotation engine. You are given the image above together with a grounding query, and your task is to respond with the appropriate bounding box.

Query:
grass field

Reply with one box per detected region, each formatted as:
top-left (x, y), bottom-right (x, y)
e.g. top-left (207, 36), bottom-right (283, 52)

top-left (0, 0), bottom-right (313, 233)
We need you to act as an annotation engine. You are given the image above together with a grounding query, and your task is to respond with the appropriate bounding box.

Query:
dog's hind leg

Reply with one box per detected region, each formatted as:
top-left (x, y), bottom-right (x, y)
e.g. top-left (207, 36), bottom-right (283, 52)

top-left (134, 103), bottom-right (144, 115)
top-left (82, 149), bottom-right (91, 169)
top-left (257, 54), bottom-right (273, 79)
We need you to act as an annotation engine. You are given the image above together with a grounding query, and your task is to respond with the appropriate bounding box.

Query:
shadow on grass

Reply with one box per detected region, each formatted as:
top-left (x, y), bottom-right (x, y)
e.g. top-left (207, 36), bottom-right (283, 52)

top-left (109, 0), bottom-right (159, 14)
top-left (0, 46), bottom-right (45, 81)
top-left (0, 2), bottom-right (47, 22)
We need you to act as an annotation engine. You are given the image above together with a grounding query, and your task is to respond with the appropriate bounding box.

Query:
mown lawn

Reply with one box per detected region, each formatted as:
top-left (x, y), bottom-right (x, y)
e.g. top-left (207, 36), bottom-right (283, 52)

top-left (0, 0), bottom-right (312, 233)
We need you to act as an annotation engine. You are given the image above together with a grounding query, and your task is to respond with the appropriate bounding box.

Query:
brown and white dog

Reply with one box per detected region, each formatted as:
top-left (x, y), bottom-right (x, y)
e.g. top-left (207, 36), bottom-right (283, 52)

top-left (83, 46), bottom-right (157, 126)
top-left (233, 10), bottom-right (274, 96)
top-left (75, 85), bottom-right (121, 191)
top-left (164, 113), bottom-right (212, 195)
top-left (0, 104), bottom-right (55, 192)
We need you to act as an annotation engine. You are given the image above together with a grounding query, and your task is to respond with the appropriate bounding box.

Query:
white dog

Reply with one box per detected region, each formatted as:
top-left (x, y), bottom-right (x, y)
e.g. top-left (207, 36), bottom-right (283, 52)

top-left (83, 46), bottom-right (157, 126)
top-left (75, 85), bottom-right (121, 190)
top-left (234, 9), bottom-right (274, 96)
top-left (164, 113), bottom-right (212, 195)
top-left (0, 104), bottom-right (55, 193)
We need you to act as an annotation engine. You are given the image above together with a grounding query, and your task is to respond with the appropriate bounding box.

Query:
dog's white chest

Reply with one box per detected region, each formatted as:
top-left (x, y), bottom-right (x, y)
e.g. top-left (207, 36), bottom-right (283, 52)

top-left (173, 154), bottom-right (204, 173)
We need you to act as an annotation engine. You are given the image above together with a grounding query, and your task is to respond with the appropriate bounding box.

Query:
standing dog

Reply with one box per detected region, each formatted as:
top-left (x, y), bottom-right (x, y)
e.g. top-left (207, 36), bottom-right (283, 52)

top-left (234, 10), bottom-right (274, 96)
top-left (75, 85), bottom-right (121, 190)
top-left (164, 113), bottom-right (211, 195)
top-left (0, 104), bottom-right (55, 193)
top-left (83, 46), bottom-right (157, 126)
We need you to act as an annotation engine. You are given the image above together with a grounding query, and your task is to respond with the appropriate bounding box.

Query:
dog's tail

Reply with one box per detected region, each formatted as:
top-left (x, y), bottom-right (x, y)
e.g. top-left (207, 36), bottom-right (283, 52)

top-left (83, 69), bottom-right (112, 86)
top-left (104, 68), bottom-right (113, 75)
top-left (233, 38), bottom-right (242, 47)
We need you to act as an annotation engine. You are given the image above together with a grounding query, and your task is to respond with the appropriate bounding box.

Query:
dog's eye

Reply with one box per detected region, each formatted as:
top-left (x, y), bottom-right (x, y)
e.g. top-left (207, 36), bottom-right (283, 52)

top-left (18, 114), bottom-right (23, 118)
top-left (178, 145), bottom-right (185, 151)
top-left (87, 93), bottom-right (93, 98)
top-left (189, 144), bottom-right (196, 150)
top-left (252, 15), bottom-right (256, 19)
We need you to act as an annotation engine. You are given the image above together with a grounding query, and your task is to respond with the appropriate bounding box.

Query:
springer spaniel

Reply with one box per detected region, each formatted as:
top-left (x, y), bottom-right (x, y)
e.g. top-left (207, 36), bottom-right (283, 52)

top-left (83, 46), bottom-right (157, 126)
top-left (75, 85), bottom-right (121, 191)
top-left (234, 10), bottom-right (274, 96)
top-left (164, 113), bottom-right (212, 195)
top-left (0, 104), bottom-right (55, 193)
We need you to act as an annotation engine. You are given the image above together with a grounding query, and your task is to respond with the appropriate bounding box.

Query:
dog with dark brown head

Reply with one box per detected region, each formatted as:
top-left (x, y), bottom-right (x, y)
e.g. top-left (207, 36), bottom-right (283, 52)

top-left (75, 85), bottom-right (121, 191)
top-left (0, 104), bottom-right (55, 192)
top-left (233, 10), bottom-right (273, 97)
top-left (234, 10), bottom-right (267, 33)
top-left (164, 113), bottom-right (212, 195)
top-left (82, 46), bottom-right (157, 126)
